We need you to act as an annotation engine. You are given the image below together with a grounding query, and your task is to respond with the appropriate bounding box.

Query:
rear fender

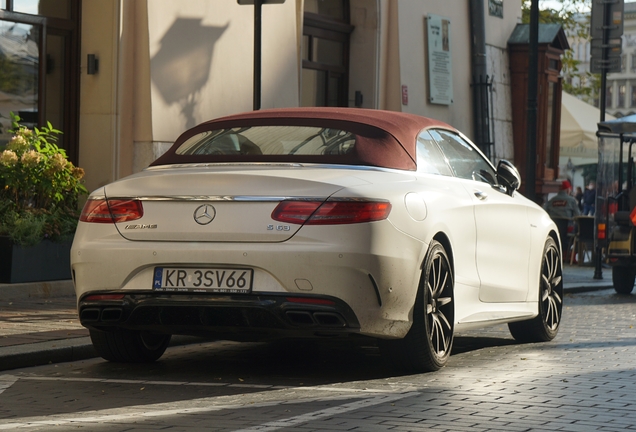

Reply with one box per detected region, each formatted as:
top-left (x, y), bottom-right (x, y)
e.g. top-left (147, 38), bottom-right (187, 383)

top-left (607, 225), bottom-right (634, 257)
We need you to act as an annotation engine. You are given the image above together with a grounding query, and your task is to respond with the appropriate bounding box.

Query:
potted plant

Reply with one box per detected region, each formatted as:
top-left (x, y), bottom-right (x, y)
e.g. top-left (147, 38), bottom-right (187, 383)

top-left (0, 114), bottom-right (87, 283)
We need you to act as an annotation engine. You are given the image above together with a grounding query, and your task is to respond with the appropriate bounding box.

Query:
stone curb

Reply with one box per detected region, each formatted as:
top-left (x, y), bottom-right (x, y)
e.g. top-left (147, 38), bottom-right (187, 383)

top-left (0, 336), bottom-right (208, 372)
top-left (0, 278), bottom-right (617, 372)
top-left (0, 337), bottom-right (97, 371)
top-left (0, 280), bottom-right (75, 300)
top-left (564, 284), bottom-right (614, 293)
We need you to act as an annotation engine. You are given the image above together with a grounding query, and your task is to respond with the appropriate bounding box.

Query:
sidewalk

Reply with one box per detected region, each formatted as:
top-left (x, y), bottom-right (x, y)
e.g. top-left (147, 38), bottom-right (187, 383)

top-left (0, 264), bottom-right (616, 372)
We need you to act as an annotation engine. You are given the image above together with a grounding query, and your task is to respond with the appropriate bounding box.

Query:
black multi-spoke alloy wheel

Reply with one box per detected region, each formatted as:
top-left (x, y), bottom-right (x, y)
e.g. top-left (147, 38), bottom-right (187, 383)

top-left (380, 240), bottom-right (454, 372)
top-left (509, 237), bottom-right (563, 342)
top-left (612, 266), bottom-right (635, 294)
top-left (90, 329), bottom-right (171, 363)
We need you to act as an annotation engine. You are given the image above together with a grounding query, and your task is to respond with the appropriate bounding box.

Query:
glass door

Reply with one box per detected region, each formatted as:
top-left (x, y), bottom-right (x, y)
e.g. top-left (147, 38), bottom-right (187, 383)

top-left (0, 18), bottom-right (42, 141)
top-left (0, 1), bottom-right (80, 163)
top-left (44, 31), bottom-right (67, 139)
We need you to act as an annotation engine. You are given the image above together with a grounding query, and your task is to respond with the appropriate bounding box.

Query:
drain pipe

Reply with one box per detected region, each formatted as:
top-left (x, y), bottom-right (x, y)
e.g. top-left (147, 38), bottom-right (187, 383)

top-left (469, 0), bottom-right (490, 158)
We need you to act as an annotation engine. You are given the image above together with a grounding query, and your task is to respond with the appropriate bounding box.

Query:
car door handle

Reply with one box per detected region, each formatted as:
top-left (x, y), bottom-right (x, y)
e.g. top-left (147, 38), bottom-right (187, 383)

top-left (474, 190), bottom-right (488, 200)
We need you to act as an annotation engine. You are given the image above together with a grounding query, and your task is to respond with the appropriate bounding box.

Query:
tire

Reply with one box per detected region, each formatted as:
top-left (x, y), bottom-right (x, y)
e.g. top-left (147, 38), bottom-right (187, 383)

top-left (380, 240), bottom-right (454, 372)
top-left (612, 266), bottom-right (635, 295)
top-left (89, 329), bottom-right (171, 363)
top-left (509, 237), bottom-right (563, 342)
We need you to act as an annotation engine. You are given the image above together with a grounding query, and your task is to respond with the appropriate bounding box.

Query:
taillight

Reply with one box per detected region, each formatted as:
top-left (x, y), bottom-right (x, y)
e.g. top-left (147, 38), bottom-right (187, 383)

top-left (609, 202), bottom-right (618, 214)
top-left (597, 223), bottom-right (606, 240)
top-left (80, 199), bottom-right (143, 223)
top-left (271, 200), bottom-right (391, 225)
top-left (271, 201), bottom-right (322, 224)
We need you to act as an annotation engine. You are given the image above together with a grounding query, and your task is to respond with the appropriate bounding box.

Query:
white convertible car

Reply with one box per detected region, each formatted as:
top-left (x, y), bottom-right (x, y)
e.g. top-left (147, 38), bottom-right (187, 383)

top-left (71, 108), bottom-right (563, 372)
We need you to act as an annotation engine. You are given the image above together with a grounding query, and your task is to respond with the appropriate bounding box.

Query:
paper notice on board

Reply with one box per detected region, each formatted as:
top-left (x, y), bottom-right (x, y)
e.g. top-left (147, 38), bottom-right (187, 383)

top-left (427, 14), bottom-right (453, 105)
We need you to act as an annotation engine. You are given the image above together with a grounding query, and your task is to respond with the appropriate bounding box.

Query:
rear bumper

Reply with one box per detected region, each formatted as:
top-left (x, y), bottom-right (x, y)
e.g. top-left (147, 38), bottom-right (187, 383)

top-left (78, 291), bottom-right (362, 341)
top-left (606, 256), bottom-right (636, 267)
top-left (71, 223), bottom-right (426, 338)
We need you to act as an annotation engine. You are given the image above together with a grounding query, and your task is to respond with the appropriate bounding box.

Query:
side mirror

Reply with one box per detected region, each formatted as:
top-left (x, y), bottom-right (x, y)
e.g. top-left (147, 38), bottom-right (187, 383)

top-left (497, 159), bottom-right (521, 196)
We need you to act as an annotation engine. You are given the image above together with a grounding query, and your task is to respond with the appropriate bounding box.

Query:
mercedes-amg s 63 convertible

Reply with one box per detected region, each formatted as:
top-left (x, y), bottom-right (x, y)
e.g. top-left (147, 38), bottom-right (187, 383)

top-left (71, 108), bottom-right (563, 372)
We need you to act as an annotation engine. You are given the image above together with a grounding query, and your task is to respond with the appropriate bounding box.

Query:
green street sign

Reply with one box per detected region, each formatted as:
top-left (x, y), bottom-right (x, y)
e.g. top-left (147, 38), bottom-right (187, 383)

top-left (237, 0), bottom-right (285, 4)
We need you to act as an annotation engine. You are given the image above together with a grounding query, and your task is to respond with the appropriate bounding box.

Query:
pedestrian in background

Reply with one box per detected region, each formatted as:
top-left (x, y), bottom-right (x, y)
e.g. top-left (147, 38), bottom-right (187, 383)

top-left (575, 186), bottom-right (583, 211)
top-left (545, 180), bottom-right (581, 220)
top-left (582, 181), bottom-right (596, 216)
top-left (544, 180), bottom-right (580, 255)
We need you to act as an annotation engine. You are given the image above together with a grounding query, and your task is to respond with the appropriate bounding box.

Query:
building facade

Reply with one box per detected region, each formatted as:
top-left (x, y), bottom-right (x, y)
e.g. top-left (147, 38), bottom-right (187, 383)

top-left (0, 0), bottom-right (522, 193)
top-left (606, 2), bottom-right (636, 117)
top-left (566, 2), bottom-right (636, 117)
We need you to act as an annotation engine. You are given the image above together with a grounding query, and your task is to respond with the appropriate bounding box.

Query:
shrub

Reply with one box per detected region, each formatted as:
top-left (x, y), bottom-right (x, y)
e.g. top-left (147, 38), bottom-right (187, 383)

top-left (0, 113), bottom-right (87, 246)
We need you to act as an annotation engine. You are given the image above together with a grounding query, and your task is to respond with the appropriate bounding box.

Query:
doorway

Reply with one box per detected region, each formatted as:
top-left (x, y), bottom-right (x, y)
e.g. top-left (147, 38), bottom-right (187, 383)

top-left (0, 0), bottom-right (80, 163)
top-left (301, 0), bottom-right (353, 107)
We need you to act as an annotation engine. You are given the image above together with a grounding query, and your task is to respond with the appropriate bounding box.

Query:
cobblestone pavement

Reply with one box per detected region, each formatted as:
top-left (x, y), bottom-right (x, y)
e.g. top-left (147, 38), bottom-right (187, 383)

top-left (0, 289), bottom-right (634, 431)
top-left (0, 298), bottom-right (86, 347)
top-left (0, 263), bottom-right (613, 352)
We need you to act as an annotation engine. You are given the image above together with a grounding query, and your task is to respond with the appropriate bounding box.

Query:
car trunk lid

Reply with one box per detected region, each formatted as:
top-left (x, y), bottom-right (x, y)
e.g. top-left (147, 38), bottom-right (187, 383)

top-left (102, 164), bottom-right (371, 242)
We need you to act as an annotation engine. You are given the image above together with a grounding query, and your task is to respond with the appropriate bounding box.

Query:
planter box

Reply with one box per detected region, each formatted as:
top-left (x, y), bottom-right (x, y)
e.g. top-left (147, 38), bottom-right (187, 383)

top-left (0, 237), bottom-right (72, 283)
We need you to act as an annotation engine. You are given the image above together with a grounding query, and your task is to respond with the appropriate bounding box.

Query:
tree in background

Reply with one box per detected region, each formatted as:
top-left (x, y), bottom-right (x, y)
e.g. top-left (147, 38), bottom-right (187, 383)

top-left (522, 0), bottom-right (600, 104)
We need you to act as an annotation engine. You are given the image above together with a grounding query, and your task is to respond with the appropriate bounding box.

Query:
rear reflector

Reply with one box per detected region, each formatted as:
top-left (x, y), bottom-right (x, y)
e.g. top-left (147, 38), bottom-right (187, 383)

top-left (272, 200), bottom-right (391, 225)
top-left (80, 199), bottom-right (143, 223)
top-left (83, 294), bottom-right (126, 301)
top-left (286, 297), bottom-right (336, 306)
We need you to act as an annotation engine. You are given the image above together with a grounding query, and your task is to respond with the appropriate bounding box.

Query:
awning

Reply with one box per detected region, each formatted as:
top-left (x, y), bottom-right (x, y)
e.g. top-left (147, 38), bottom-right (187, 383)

top-left (559, 92), bottom-right (614, 160)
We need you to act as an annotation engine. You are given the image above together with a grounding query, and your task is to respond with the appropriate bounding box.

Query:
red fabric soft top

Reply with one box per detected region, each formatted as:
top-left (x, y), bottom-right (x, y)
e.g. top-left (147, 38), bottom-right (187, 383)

top-left (151, 108), bottom-right (454, 171)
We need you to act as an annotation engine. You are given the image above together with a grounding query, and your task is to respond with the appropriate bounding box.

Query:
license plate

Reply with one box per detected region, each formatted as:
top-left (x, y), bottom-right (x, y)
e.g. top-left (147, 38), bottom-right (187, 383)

top-left (153, 267), bottom-right (253, 293)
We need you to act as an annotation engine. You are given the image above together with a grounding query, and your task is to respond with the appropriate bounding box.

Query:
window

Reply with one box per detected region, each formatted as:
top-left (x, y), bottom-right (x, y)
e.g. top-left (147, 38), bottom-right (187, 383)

top-left (176, 126), bottom-right (356, 157)
top-left (632, 53), bottom-right (636, 72)
top-left (622, 54), bottom-right (627, 72)
top-left (428, 129), bottom-right (496, 184)
top-left (619, 83), bottom-right (626, 108)
top-left (631, 85), bottom-right (636, 107)
top-left (11, 0), bottom-right (71, 18)
top-left (416, 131), bottom-right (452, 176)
top-left (304, 0), bottom-right (347, 20)
top-left (156, 122), bottom-right (416, 171)
top-left (301, 1), bottom-right (352, 107)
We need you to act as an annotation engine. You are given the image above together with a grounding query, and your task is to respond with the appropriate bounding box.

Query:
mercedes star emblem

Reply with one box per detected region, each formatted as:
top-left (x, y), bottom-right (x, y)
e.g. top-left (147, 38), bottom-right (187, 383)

top-left (193, 204), bottom-right (216, 225)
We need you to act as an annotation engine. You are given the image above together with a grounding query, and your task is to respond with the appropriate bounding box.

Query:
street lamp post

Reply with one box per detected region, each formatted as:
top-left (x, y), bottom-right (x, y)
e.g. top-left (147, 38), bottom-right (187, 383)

top-left (525, 0), bottom-right (539, 203)
top-left (238, 0), bottom-right (286, 111)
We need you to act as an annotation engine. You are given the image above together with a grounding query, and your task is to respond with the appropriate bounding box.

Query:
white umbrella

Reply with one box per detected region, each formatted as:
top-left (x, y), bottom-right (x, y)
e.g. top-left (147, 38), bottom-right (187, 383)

top-left (559, 91), bottom-right (614, 160)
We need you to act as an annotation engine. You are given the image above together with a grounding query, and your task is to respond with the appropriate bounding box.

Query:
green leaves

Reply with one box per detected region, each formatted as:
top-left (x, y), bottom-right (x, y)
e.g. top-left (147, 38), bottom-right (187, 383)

top-left (521, 1), bottom-right (598, 101)
top-left (0, 207), bottom-right (47, 247)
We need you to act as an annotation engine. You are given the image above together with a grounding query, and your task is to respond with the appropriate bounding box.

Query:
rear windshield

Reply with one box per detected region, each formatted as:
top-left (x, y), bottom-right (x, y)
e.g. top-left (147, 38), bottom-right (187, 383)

top-left (175, 126), bottom-right (356, 157)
